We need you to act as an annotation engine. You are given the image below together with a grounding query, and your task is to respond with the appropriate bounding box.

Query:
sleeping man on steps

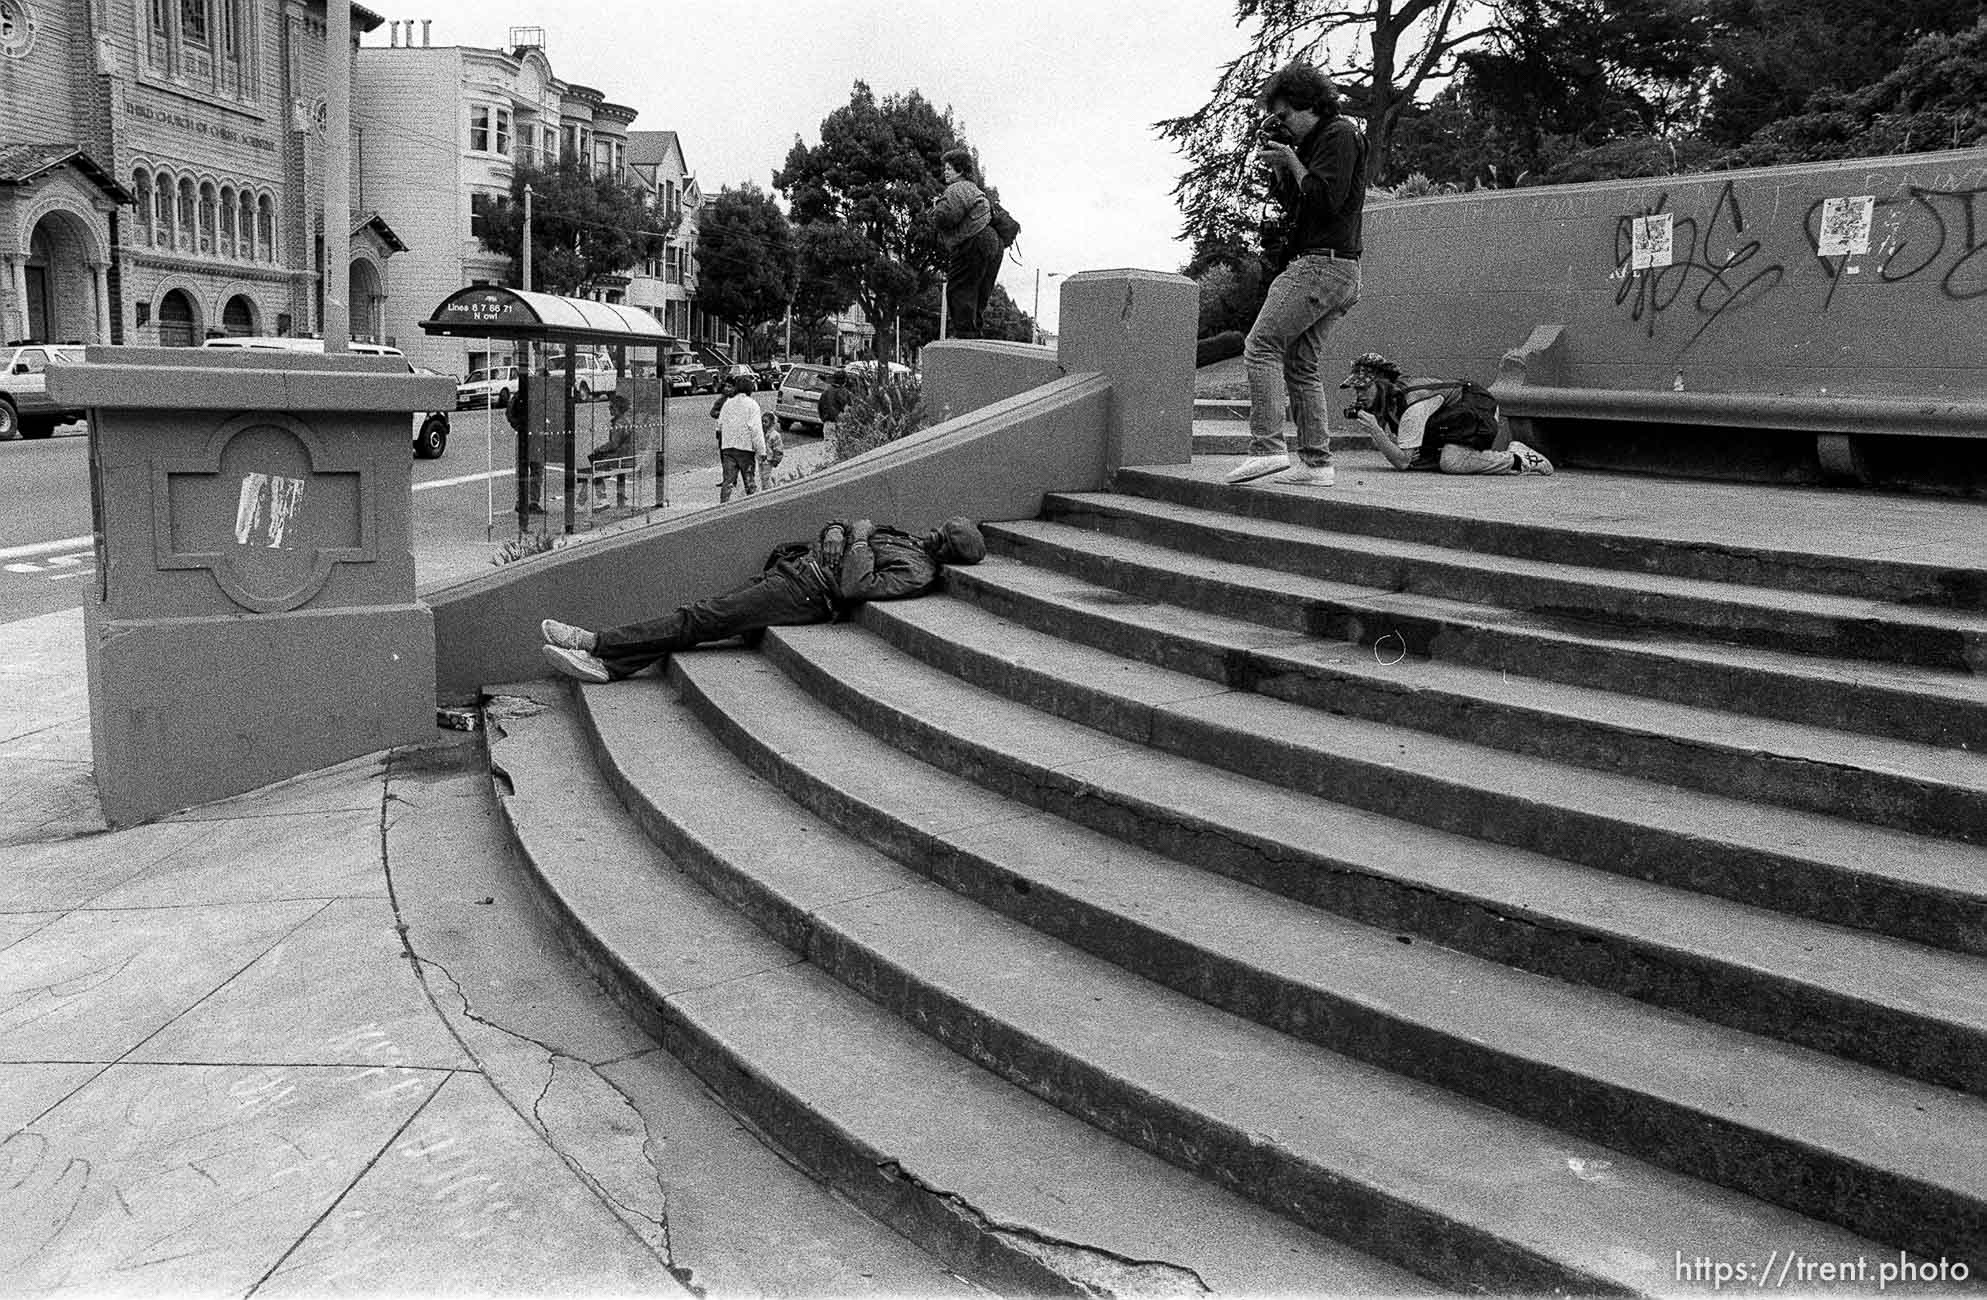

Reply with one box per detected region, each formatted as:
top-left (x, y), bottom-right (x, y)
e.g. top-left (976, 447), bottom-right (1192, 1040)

top-left (539, 516), bottom-right (987, 684)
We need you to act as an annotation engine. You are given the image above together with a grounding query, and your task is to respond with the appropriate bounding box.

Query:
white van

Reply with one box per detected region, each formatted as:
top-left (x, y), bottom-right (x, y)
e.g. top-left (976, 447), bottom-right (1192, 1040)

top-left (201, 336), bottom-right (451, 459)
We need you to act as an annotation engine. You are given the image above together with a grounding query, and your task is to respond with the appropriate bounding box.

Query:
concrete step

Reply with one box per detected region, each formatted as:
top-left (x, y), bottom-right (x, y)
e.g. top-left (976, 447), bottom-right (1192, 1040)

top-left (1038, 491), bottom-right (1987, 674)
top-left (1130, 462), bottom-right (1987, 610)
top-left (983, 516), bottom-right (1987, 751)
top-left (935, 555), bottom-right (1987, 844)
top-left (747, 618), bottom-right (1987, 1093)
top-left (661, 643), bottom-right (1987, 1266)
top-left (1191, 425), bottom-right (1370, 455)
top-left (599, 656), bottom-right (1935, 1290)
top-left (486, 680), bottom-right (1415, 1297)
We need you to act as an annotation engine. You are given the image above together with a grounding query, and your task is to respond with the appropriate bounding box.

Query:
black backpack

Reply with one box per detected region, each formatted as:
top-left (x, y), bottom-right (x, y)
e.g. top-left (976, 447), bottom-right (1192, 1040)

top-left (1401, 380), bottom-right (1502, 451)
top-left (988, 198), bottom-right (1020, 249)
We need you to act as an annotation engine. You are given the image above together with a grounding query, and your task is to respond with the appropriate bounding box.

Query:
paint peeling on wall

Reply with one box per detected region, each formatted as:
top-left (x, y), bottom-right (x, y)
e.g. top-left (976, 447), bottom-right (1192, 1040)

top-left (234, 472), bottom-right (306, 548)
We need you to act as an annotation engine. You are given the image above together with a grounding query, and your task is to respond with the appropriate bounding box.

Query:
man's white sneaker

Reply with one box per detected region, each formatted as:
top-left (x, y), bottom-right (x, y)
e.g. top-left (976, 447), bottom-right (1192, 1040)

top-left (1223, 454), bottom-right (1289, 484)
top-left (1510, 441), bottom-right (1555, 476)
top-left (542, 644), bottom-right (612, 684)
top-left (541, 618), bottom-right (596, 652)
top-left (1270, 462), bottom-right (1336, 486)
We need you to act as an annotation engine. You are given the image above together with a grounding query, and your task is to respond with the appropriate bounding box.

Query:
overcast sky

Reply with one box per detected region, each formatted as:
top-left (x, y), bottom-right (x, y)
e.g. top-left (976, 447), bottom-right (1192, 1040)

top-left (361, 0), bottom-right (1254, 333)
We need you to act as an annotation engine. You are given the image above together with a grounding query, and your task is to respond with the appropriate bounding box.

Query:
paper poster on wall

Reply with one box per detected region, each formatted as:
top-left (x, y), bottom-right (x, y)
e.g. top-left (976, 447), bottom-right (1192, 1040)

top-left (1630, 214), bottom-right (1674, 270)
top-left (1816, 195), bottom-right (1875, 257)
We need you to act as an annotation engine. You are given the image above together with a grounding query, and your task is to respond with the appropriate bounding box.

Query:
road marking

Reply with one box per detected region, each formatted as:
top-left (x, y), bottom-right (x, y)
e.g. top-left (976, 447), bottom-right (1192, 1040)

top-left (0, 535), bottom-right (93, 562)
top-left (414, 468), bottom-right (516, 492)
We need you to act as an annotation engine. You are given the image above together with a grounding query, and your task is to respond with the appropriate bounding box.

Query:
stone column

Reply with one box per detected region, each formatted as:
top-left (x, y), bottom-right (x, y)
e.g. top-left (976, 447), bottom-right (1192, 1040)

top-left (6, 256), bottom-right (27, 341)
top-left (91, 262), bottom-right (110, 343)
top-left (48, 347), bottom-right (455, 825)
top-left (1057, 269), bottom-right (1197, 473)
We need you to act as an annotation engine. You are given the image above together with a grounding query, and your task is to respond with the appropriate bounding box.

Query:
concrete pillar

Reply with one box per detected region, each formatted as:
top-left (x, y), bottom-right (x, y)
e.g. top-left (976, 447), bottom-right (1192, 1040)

top-left (6, 256), bottom-right (26, 341)
top-left (47, 347), bottom-right (455, 826)
top-left (91, 262), bottom-right (110, 343)
top-left (1057, 269), bottom-right (1196, 473)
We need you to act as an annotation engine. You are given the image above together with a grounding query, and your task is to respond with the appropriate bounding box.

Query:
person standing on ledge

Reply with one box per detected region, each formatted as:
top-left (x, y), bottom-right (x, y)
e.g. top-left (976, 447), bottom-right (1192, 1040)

top-left (1225, 60), bottom-right (1369, 490)
top-left (929, 148), bottom-right (1002, 340)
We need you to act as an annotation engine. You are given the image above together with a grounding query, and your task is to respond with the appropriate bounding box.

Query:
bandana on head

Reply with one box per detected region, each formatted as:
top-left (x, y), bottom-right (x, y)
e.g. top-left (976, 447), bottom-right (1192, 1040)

top-left (1340, 351), bottom-right (1401, 388)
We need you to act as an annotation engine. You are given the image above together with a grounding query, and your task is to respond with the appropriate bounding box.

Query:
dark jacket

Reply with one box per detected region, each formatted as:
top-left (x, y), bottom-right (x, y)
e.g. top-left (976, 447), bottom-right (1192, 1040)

top-left (1268, 115), bottom-right (1368, 264)
top-left (817, 383), bottom-right (851, 424)
top-left (762, 521), bottom-right (943, 615)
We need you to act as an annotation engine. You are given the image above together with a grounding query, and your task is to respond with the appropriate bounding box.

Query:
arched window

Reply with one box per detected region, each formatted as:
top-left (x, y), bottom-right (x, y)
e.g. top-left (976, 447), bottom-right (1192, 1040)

top-left (176, 177), bottom-right (195, 251)
top-left (221, 294), bottom-right (255, 336)
top-left (198, 182), bottom-right (217, 255)
top-left (132, 169), bottom-right (155, 247)
top-left (256, 193), bottom-right (275, 262)
top-left (157, 288), bottom-right (197, 346)
top-left (152, 171), bottom-right (171, 247)
top-left (218, 185), bottom-right (236, 256)
top-left (238, 191), bottom-right (255, 259)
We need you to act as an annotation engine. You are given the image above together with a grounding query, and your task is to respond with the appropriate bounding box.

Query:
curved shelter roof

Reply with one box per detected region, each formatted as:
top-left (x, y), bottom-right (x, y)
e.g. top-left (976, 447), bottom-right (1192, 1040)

top-left (419, 286), bottom-right (672, 348)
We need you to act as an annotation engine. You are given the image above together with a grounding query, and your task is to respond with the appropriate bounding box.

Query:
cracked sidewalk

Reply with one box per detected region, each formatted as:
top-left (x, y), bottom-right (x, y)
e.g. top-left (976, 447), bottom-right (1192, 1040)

top-left (0, 606), bottom-right (969, 1298)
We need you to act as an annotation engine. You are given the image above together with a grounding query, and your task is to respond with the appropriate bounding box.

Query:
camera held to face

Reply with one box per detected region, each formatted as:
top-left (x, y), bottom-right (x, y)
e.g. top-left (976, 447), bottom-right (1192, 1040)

top-left (1256, 112), bottom-right (1296, 146)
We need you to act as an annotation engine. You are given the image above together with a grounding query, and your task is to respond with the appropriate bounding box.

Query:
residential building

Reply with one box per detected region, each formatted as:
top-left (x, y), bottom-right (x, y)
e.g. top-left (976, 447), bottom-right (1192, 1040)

top-left (625, 129), bottom-right (737, 359)
top-left (1, 0), bottom-right (405, 348)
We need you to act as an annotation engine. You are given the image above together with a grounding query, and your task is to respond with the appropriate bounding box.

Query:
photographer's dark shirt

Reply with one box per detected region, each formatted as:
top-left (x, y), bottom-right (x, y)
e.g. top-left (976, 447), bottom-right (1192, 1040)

top-left (1270, 115), bottom-right (1368, 261)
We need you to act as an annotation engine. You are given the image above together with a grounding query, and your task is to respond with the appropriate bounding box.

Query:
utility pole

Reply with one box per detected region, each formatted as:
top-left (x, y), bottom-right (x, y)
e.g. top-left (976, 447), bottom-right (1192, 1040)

top-left (522, 185), bottom-right (534, 292)
top-left (322, 0), bottom-right (350, 351)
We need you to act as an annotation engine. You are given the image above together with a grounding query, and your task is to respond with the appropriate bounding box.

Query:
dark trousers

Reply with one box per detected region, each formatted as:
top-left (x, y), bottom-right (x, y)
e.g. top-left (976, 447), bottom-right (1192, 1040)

top-left (719, 448), bottom-right (758, 502)
top-left (947, 226), bottom-right (1004, 339)
top-left (593, 561), bottom-right (836, 679)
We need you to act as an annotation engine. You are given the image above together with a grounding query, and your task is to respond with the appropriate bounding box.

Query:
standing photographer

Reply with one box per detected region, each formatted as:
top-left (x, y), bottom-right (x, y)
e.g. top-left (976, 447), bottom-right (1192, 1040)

top-left (1225, 61), bottom-right (1369, 489)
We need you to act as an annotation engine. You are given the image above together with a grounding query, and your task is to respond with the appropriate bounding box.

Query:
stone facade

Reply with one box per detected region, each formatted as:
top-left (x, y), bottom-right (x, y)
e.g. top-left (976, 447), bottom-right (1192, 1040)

top-left (0, 0), bottom-right (397, 348)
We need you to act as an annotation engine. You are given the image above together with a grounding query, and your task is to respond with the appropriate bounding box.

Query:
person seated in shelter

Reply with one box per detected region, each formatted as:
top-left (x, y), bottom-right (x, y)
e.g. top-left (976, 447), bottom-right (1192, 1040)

top-left (539, 515), bottom-right (988, 683)
top-left (1340, 352), bottom-right (1554, 476)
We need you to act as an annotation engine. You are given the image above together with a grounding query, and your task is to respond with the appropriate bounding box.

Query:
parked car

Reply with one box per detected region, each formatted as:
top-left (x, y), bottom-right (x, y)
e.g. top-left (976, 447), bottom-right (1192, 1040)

top-left (551, 350), bottom-right (617, 402)
top-left (664, 350), bottom-right (719, 396)
top-left (775, 362), bottom-right (847, 433)
top-left (844, 358), bottom-right (914, 382)
top-left (721, 362), bottom-right (761, 392)
top-left (0, 343), bottom-right (87, 439)
top-left (456, 363), bottom-right (521, 410)
top-left (201, 336), bottom-right (451, 459)
top-left (752, 356), bottom-right (794, 389)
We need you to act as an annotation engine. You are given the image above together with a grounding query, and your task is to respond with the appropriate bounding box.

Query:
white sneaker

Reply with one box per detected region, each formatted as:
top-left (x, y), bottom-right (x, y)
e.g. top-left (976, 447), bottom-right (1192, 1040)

top-left (1270, 462), bottom-right (1335, 486)
top-left (1223, 453), bottom-right (1289, 484)
top-left (542, 644), bottom-right (611, 684)
top-left (541, 618), bottom-right (596, 652)
top-left (1510, 441), bottom-right (1554, 476)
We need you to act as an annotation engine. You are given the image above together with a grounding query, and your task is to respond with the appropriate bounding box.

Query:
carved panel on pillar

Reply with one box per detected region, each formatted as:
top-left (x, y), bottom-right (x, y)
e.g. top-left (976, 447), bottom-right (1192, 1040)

top-left (153, 414), bottom-right (375, 613)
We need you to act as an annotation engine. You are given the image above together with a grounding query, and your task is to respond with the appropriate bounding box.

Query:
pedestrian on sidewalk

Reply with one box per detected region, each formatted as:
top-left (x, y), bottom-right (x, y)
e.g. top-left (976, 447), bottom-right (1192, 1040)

top-left (817, 368), bottom-right (853, 446)
top-left (1225, 60), bottom-right (1368, 490)
top-left (929, 148), bottom-right (1002, 339)
top-left (712, 377), bottom-right (768, 503)
top-left (539, 516), bottom-right (988, 683)
top-left (1340, 352), bottom-right (1553, 476)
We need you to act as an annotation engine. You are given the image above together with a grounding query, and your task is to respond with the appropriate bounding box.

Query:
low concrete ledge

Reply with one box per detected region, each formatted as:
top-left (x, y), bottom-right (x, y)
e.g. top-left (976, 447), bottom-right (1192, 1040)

top-left (429, 372), bottom-right (1115, 700)
top-left (53, 346), bottom-right (456, 413)
top-left (921, 339), bottom-right (1065, 426)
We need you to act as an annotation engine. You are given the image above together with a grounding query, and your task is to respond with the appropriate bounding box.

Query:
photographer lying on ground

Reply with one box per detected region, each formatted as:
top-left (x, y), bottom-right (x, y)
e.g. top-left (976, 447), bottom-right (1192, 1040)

top-left (539, 516), bottom-right (987, 683)
top-left (1340, 352), bottom-right (1554, 476)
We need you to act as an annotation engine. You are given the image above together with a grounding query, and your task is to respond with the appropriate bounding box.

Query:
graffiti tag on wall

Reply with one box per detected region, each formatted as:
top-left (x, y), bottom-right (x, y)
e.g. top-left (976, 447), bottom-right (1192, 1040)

top-left (1610, 173), bottom-right (1987, 344)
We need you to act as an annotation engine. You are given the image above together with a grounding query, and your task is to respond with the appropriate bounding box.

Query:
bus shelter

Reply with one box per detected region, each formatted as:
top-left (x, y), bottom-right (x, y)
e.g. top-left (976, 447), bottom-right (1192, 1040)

top-left (420, 286), bottom-right (672, 538)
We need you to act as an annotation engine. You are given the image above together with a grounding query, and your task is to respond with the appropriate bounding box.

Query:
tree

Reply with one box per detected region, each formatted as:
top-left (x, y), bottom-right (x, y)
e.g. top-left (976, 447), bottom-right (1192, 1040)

top-left (479, 158), bottom-right (672, 296)
top-left (1156, 0), bottom-right (1496, 252)
top-left (1699, 0), bottom-right (1985, 146)
top-left (980, 284), bottom-right (1034, 343)
top-left (776, 82), bottom-right (962, 346)
top-left (694, 184), bottom-right (798, 351)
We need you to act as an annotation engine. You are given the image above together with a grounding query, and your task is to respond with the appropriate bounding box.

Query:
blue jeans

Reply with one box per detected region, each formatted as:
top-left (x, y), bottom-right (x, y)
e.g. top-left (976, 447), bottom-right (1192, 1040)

top-left (1244, 255), bottom-right (1361, 466)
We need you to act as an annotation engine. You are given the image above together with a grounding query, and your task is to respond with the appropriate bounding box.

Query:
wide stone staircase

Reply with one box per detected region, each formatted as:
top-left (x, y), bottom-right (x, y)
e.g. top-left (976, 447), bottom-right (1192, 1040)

top-left (484, 455), bottom-right (1987, 1295)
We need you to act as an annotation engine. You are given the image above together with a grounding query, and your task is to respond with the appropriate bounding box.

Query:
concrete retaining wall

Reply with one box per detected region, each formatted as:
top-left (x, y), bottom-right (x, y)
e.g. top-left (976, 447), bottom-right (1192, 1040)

top-left (1352, 148), bottom-right (1987, 401)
